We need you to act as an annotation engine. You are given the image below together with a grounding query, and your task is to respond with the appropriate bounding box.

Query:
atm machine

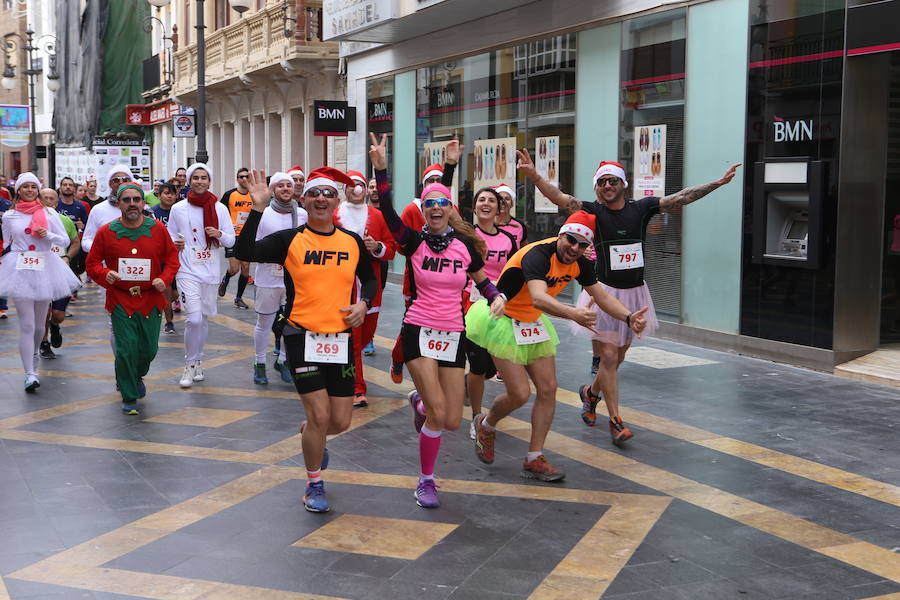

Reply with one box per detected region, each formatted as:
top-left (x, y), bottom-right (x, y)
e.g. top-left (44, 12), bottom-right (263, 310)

top-left (752, 158), bottom-right (825, 269)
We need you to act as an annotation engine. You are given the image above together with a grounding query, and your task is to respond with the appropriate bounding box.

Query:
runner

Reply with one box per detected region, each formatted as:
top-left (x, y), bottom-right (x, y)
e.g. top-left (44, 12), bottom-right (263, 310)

top-left (370, 133), bottom-right (506, 508)
top-left (0, 189), bottom-right (13, 319)
top-left (84, 176), bottom-right (102, 207)
top-left (217, 167), bottom-right (253, 308)
top-left (37, 188), bottom-right (80, 359)
top-left (55, 177), bottom-right (89, 234)
top-left (333, 169), bottom-right (396, 407)
top-left (250, 172), bottom-right (307, 385)
top-left (85, 183), bottom-right (180, 414)
top-left (150, 182), bottom-right (179, 333)
top-left (144, 179), bottom-right (163, 207)
top-left (516, 151), bottom-right (738, 445)
top-left (364, 176), bottom-right (388, 357)
top-left (467, 211), bottom-right (647, 480)
top-left (167, 163), bottom-right (236, 388)
top-left (287, 166), bottom-right (305, 206)
top-left (82, 165), bottom-right (134, 252)
top-left (174, 167), bottom-right (188, 199)
top-left (494, 184), bottom-right (527, 247)
top-left (0, 173), bottom-right (81, 391)
top-left (464, 187), bottom-right (518, 439)
top-left (235, 166), bottom-right (376, 514)
top-left (389, 146), bottom-right (460, 384)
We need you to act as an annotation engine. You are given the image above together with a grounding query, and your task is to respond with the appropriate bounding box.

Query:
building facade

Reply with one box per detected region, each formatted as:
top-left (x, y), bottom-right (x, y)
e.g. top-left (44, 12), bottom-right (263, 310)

top-left (331, 0), bottom-right (899, 370)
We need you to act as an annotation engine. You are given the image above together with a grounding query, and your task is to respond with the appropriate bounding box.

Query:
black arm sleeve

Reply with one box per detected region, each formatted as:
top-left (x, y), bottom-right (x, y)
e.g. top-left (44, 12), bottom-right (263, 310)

top-left (441, 162), bottom-right (456, 188)
top-left (575, 256), bottom-right (599, 287)
top-left (233, 210), bottom-right (290, 264)
top-left (353, 234), bottom-right (378, 304)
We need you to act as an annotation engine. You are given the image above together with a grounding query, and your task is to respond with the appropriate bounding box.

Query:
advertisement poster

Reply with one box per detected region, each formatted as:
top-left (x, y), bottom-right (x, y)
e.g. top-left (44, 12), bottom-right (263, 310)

top-left (0, 105), bottom-right (30, 148)
top-left (633, 124), bottom-right (666, 197)
top-left (534, 135), bottom-right (560, 213)
top-left (421, 140), bottom-right (459, 201)
top-left (472, 136), bottom-right (516, 204)
top-left (55, 138), bottom-right (151, 196)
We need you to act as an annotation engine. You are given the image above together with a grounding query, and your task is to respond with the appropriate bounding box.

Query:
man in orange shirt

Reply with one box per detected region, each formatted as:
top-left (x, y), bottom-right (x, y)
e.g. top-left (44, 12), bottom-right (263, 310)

top-left (218, 167), bottom-right (253, 308)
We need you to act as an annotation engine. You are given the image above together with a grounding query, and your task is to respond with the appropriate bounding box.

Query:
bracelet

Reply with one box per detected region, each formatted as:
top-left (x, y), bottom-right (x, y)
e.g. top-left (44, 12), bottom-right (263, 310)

top-left (625, 312), bottom-right (632, 327)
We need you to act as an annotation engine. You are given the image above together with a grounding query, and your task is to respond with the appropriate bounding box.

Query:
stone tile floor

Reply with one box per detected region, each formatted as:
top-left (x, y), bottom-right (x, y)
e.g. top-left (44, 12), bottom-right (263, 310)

top-left (0, 282), bottom-right (897, 599)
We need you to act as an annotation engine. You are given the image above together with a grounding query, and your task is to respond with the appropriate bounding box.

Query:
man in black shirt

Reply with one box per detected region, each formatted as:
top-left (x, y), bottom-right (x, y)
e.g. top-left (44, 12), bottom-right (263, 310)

top-left (516, 149), bottom-right (738, 447)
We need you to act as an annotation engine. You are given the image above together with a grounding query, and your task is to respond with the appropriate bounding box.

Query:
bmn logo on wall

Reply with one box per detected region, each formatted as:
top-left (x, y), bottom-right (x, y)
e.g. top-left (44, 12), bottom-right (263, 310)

top-left (773, 117), bottom-right (814, 143)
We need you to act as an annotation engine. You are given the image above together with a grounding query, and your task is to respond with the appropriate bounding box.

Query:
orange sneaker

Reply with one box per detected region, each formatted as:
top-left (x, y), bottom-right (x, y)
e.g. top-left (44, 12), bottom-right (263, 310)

top-left (473, 414), bottom-right (496, 464)
top-left (579, 384), bottom-right (600, 427)
top-left (521, 455), bottom-right (565, 482)
top-left (609, 416), bottom-right (633, 447)
top-left (390, 361), bottom-right (403, 384)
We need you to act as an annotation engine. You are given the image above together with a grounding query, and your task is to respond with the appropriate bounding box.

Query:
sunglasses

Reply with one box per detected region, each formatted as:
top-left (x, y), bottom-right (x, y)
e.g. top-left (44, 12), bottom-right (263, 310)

top-left (110, 177), bottom-right (131, 184)
top-left (422, 197), bottom-right (451, 209)
top-left (424, 176), bottom-right (442, 184)
top-left (237, 174), bottom-right (248, 179)
top-left (304, 188), bottom-right (338, 199)
top-left (597, 177), bottom-right (621, 187)
top-left (119, 196), bottom-right (144, 204)
top-left (564, 233), bottom-right (591, 249)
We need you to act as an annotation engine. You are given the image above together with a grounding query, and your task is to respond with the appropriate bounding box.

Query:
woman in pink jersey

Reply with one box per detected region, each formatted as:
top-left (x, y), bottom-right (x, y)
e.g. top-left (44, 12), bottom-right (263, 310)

top-left (369, 134), bottom-right (505, 509)
top-left (465, 187), bottom-right (517, 439)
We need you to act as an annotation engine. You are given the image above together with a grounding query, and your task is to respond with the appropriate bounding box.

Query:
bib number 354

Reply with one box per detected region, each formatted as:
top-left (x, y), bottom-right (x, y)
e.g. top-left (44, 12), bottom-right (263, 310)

top-left (304, 332), bottom-right (349, 364)
top-left (418, 329), bottom-right (461, 361)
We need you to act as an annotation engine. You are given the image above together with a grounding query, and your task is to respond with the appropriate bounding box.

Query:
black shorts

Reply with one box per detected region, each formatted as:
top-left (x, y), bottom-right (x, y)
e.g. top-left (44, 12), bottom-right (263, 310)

top-left (282, 325), bottom-right (356, 397)
top-left (465, 338), bottom-right (497, 379)
top-left (50, 296), bottom-right (71, 312)
top-left (401, 322), bottom-right (467, 369)
top-left (224, 246), bottom-right (237, 259)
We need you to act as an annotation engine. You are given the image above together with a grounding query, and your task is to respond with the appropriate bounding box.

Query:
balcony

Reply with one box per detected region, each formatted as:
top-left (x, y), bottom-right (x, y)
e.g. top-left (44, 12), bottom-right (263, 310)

top-left (172, 0), bottom-right (337, 98)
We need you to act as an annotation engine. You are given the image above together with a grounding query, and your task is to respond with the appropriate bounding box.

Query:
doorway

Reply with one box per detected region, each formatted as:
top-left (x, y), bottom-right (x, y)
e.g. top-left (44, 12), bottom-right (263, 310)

top-left (880, 52), bottom-right (900, 344)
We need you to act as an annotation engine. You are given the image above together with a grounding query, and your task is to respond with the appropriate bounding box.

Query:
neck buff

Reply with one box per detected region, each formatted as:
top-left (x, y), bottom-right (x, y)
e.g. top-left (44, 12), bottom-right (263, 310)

top-left (186, 190), bottom-right (220, 247)
top-left (270, 197), bottom-right (299, 229)
top-left (14, 201), bottom-right (48, 238)
top-left (421, 224), bottom-right (454, 253)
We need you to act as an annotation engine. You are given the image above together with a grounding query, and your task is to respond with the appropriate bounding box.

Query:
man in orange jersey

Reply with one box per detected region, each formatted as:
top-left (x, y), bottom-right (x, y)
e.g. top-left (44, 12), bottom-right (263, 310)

top-left (218, 167), bottom-right (253, 308)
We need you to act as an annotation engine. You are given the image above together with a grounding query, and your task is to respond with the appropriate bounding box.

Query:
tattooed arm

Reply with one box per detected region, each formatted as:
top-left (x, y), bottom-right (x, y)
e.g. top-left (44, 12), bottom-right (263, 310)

top-left (516, 149), bottom-right (582, 214)
top-left (660, 163), bottom-right (740, 212)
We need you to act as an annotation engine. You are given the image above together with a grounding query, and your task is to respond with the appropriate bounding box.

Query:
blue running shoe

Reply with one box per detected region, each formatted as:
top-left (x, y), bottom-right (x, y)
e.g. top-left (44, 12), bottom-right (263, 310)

top-left (137, 378), bottom-right (146, 399)
top-left (275, 359), bottom-right (293, 383)
top-left (303, 481), bottom-right (329, 513)
top-left (253, 363), bottom-right (268, 385)
top-left (363, 341), bottom-right (375, 356)
top-left (122, 402), bottom-right (139, 415)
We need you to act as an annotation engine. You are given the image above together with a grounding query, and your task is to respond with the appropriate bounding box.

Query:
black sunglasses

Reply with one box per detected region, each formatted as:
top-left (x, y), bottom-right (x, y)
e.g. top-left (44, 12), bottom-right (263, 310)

top-left (597, 177), bottom-right (621, 187)
top-left (564, 233), bottom-right (591, 249)
top-left (304, 188), bottom-right (338, 199)
top-left (110, 176), bottom-right (131, 184)
top-left (237, 174), bottom-right (249, 179)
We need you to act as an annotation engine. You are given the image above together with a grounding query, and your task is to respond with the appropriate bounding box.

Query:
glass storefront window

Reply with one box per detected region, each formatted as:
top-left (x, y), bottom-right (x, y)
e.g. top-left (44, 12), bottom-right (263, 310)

top-left (366, 75), bottom-right (394, 177)
top-left (619, 9), bottom-right (686, 320)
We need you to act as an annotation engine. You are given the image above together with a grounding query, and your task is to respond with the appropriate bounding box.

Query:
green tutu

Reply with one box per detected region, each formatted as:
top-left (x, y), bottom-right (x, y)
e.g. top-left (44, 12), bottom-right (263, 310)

top-left (464, 300), bottom-right (559, 365)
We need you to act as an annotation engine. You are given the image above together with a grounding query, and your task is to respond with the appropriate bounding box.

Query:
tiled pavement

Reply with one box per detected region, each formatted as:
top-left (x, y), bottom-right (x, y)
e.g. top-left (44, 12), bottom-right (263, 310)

top-left (0, 282), bottom-right (898, 599)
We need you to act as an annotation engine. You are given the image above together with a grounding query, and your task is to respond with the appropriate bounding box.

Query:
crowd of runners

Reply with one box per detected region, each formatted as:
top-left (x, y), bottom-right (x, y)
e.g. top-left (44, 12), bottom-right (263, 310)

top-left (0, 137), bottom-right (738, 512)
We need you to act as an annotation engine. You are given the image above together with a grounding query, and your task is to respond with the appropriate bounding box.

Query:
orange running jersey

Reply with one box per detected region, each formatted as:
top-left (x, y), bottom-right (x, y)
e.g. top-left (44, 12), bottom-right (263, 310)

top-left (222, 189), bottom-right (252, 235)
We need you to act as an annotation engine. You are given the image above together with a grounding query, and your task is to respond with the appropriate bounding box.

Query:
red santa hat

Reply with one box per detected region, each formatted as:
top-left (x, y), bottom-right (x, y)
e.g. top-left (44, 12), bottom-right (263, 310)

top-left (302, 167), bottom-right (354, 195)
top-left (493, 184), bottom-right (516, 200)
top-left (558, 210), bottom-right (595, 245)
top-left (421, 163), bottom-right (443, 185)
top-left (593, 161), bottom-right (628, 188)
top-left (287, 165), bottom-right (305, 178)
top-left (346, 170), bottom-right (367, 185)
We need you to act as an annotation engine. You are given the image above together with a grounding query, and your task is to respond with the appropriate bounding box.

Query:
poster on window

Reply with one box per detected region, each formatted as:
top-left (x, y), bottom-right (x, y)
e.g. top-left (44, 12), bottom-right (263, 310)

top-left (472, 137), bottom-right (516, 193)
top-left (421, 141), bottom-right (459, 201)
top-left (533, 136), bottom-right (560, 213)
top-left (632, 125), bottom-right (666, 197)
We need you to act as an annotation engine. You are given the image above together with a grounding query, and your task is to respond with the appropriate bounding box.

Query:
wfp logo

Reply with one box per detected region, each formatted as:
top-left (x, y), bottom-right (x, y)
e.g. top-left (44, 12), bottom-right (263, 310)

top-left (773, 116), bottom-right (813, 142)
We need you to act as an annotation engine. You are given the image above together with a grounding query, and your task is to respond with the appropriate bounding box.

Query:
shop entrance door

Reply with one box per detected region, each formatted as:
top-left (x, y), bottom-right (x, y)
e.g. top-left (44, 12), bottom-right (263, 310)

top-left (880, 52), bottom-right (900, 345)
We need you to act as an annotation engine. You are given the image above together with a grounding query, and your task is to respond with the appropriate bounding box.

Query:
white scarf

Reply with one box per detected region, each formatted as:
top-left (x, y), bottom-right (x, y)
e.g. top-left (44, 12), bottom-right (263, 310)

top-left (336, 201), bottom-right (368, 237)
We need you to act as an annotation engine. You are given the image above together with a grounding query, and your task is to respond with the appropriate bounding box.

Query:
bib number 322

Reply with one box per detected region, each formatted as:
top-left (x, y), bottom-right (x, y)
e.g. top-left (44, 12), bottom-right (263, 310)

top-left (304, 332), bottom-right (349, 364)
top-left (418, 329), bottom-right (461, 361)
top-left (513, 319), bottom-right (550, 345)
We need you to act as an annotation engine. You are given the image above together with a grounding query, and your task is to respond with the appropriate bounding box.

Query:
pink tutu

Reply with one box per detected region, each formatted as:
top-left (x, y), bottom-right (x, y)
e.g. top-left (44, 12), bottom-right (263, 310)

top-left (570, 282), bottom-right (659, 347)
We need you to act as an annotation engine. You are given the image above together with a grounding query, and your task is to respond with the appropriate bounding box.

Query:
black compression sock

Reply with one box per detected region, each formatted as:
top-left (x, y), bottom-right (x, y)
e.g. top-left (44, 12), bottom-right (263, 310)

top-left (236, 274), bottom-right (249, 298)
top-left (222, 272), bottom-right (233, 284)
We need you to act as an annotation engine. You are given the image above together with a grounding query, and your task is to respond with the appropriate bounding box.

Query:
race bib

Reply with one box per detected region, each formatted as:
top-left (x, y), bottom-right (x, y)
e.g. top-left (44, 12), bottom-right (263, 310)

top-left (418, 328), bottom-right (461, 362)
top-left (304, 332), bottom-right (349, 364)
top-left (236, 211), bottom-right (250, 225)
top-left (191, 246), bottom-right (214, 265)
top-left (50, 245), bottom-right (65, 257)
top-left (270, 263), bottom-right (284, 277)
top-left (513, 319), bottom-right (550, 345)
top-left (16, 251), bottom-right (45, 271)
top-left (609, 242), bottom-right (644, 271)
top-left (119, 258), bottom-right (151, 281)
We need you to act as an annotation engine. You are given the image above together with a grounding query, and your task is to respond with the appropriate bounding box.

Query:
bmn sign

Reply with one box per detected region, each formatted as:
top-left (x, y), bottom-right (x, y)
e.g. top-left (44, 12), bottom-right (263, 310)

top-left (314, 100), bottom-right (357, 137)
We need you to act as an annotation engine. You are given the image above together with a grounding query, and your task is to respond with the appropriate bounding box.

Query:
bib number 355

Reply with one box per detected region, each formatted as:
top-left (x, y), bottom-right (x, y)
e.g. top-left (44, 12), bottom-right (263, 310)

top-left (304, 332), bottom-right (349, 364)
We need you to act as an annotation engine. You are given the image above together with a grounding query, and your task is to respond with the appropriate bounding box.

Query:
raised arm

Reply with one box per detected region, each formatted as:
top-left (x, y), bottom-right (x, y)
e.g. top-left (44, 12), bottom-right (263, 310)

top-left (369, 132), bottom-right (415, 249)
top-left (233, 169), bottom-right (290, 264)
top-left (516, 149), bottom-right (581, 214)
top-left (659, 163), bottom-right (740, 213)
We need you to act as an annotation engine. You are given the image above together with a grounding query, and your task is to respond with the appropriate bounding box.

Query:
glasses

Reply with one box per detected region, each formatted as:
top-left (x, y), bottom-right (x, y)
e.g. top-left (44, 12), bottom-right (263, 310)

top-left (564, 233), bottom-right (591, 249)
top-left (119, 196), bottom-right (143, 204)
top-left (304, 188), bottom-right (338, 199)
top-left (597, 177), bottom-right (621, 187)
top-left (237, 174), bottom-right (248, 179)
top-left (424, 176), bottom-right (442, 184)
top-left (422, 197), bottom-right (451, 208)
top-left (110, 177), bottom-right (131, 184)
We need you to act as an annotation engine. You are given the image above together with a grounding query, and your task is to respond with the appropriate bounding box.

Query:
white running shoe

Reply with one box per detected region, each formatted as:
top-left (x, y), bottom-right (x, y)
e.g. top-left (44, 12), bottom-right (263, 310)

top-left (192, 362), bottom-right (205, 381)
top-left (24, 373), bottom-right (40, 392)
top-left (179, 365), bottom-right (195, 388)
top-left (469, 419), bottom-right (477, 440)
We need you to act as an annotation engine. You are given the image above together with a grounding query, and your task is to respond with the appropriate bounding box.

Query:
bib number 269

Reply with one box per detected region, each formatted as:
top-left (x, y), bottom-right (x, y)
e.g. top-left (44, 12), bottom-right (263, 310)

top-left (304, 332), bottom-right (349, 364)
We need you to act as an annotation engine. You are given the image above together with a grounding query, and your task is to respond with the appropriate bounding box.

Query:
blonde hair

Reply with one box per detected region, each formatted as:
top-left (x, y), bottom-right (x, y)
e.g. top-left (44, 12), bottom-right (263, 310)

top-left (448, 210), bottom-right (487, 259)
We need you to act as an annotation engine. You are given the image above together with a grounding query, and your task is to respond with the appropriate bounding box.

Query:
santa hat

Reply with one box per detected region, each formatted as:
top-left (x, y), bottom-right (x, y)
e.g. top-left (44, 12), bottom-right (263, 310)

top-left (14, 172), bottom-right (40, 193)
top-left (493, 184), bottom-right (516, 200)
top-left (269, 172), bottom-right (293, 186)
top-left (303, 167), bottom-right (354, 195)
top-left (287, 165), bottom-right (305, 178)
top-left (421, 163), bottom-right (443, 185)
top-left (186, 162), bottom-right (212, 182)
top-left (346, 170), bottom-right (367, 186)
top-left (559, 210), bottom-right (596, 245)
top-left (594, 161), bottom-right (628, 188)
top-left (107, 164), bottom-right (133, 182)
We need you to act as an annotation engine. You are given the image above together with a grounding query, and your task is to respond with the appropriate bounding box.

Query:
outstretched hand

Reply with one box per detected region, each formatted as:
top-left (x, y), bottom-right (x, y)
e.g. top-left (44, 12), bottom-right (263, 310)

top-left (369, 133), bottom-right (388, 171)
top-left (629, 306), bottom-right (650, 337)
top-left (718, 163), bottom-right (741, 186)
top-left (246, 169), bottom-right (271, 211)
top-left (445, 138), bottom-right (463, 165)
top-left (516, 149), bottom-right (538, 181)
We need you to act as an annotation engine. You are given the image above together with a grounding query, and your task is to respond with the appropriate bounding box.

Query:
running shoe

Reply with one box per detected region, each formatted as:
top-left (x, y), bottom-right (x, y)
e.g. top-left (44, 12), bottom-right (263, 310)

top-left (179, 365), bottom-right (195, 388)
top-left (353, 394), bottom-right (368, 408)
top-left (0, 310), bottom-right (6, 319)
top-left (303, 481), bottom-right (329, 513)
top-left (193, 363), bottom-right (205, 381)
top-left (469, 418), bottom-right (477, 440)
top-left (217, 279), bottom-right (228, 297)
top-left (274, 359), bottom-right (293, 383)
top-left (300, 420), bottom-right (329, 470)
top-left (579, 385), bottom-right (600, 427)
top-left (473, 414), bottom-right (495, 464)
top-left (253, 363), bottom-right (268, 385)
top-left (390, 361), bottom-right (403, 384)
top-left (591, 356), bottom-right (600, 376)
top-left (415, 478), bottom-right (440, 508)
top-left (49, 323), bottom-right (62, 348)
top-left (39, 341), bottom-right (56, 359)
top-left (363, 341), bottom-right (375, 356)
top-left (234, 298), bottom-right (249, 310)
top-left (137, 378), bottom-right (146, 399)
top-left (24, 374), bottom-right (40, 392)
top-left (273, 340), bottom-right (281, 356)
top-left (609, 416), bottom-right (634, 447)
top-left (122, 402), bottom-right (139, 415)
top-left (164, 322), bottom-right (176, 335)
top-left (521, 455), bottom-right (565, 482)
top-left (172, 299), bottom-right (182, 313)
top-left (408, 390), bottom-right (425, 433)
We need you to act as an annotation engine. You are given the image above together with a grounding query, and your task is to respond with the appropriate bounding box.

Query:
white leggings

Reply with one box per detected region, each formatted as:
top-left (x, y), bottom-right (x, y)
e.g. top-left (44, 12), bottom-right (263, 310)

top-left (13, 298), bottom-right (50, 376)
top-left (254, 312), bottom-right (286, 363)
top-left (184, 311), bottom-right (209, 364)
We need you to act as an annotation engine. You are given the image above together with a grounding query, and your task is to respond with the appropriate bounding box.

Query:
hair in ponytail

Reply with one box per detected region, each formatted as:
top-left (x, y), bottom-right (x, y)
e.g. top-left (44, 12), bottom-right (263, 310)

top-left (448, 210), bottom-right (487, 259)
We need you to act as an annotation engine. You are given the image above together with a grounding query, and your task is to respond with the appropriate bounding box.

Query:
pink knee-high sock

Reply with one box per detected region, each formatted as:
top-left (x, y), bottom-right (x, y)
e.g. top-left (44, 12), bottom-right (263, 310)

top-left (419, 426), bottom-right (442, 478)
